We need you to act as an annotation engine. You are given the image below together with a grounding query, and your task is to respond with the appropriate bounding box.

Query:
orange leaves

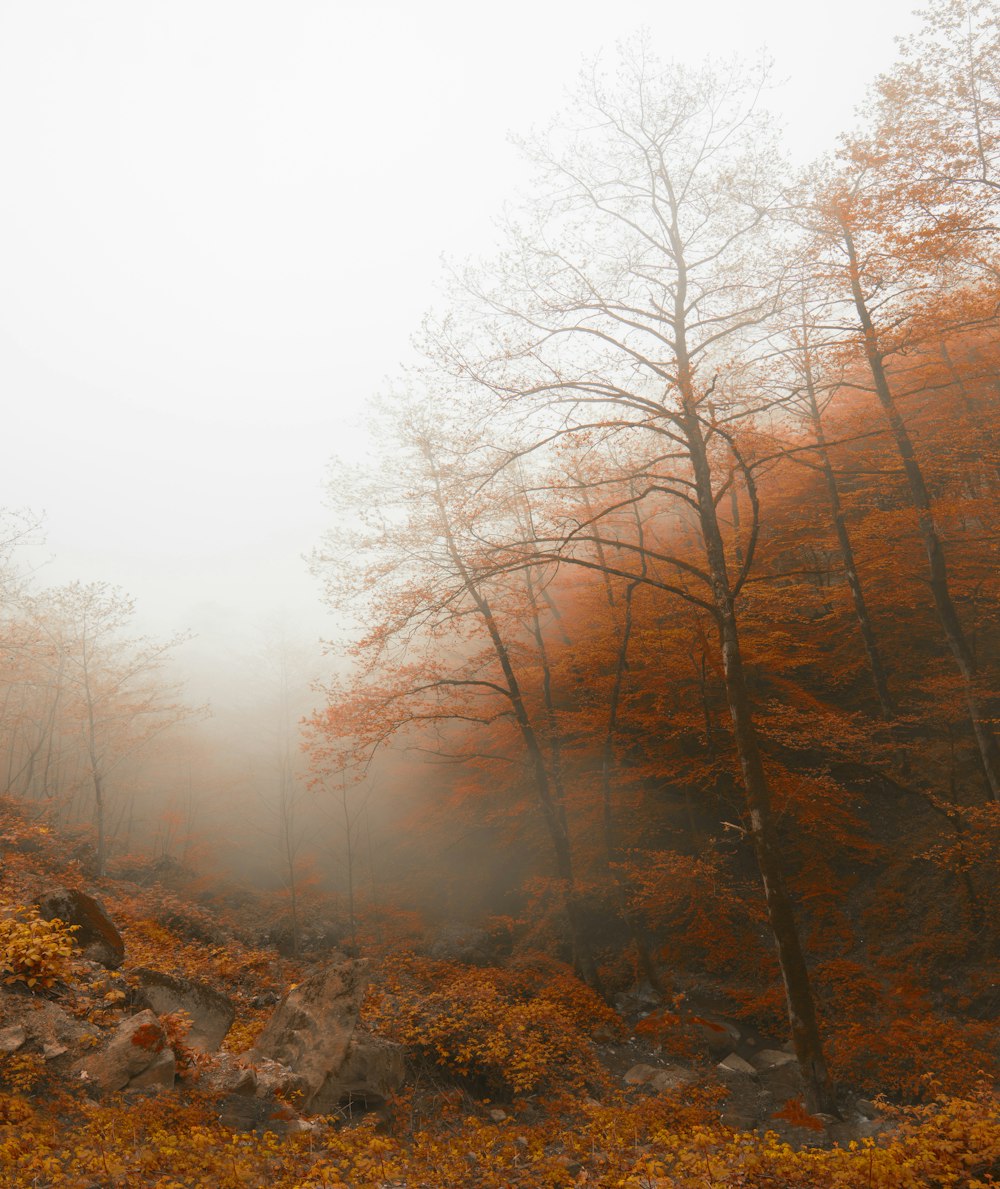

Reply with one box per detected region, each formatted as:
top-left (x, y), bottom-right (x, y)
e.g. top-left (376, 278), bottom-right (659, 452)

top-left (771, 1098), bottom-right (826, 1132)
top-left (625, 848), bottom-right (772, 985)
top-left (362, 952), bottom-right (615, 1097)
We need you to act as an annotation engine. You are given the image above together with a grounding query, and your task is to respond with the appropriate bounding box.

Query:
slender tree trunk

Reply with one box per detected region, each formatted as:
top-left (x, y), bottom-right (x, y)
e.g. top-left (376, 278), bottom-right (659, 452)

top-left (684, 404), bottom-right (837, 1115)
top-left (85, 692), bottom-right (107, 878)
top-left (801, 343), bottom-right (895, 718)
top-left (600, 573), bottom-right (663, 992)
top-left (429, 460), bottom-right (603, 991)
top-left (341, 783), bottom-right (357, 953)
top-left (841, 224), bottom-right (1000, 800)
top-left (282, 806), bottom-right (300, 958)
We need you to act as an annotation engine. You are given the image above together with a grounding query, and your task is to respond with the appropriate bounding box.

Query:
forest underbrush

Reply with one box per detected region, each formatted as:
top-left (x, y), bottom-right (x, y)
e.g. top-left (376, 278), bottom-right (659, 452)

top-left (1, 797), bottom-right (998, 1188)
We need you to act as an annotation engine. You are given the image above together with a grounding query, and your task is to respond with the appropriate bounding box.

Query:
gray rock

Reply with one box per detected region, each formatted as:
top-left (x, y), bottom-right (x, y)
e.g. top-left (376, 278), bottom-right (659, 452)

top-left (691, 1017), bottom-right (741, 1056)
top-left (35, 888), bottom-right (124, 969)
top-left (132, 967), bottom-right (235, 1052)
top-left (249, 955), bottom-right (401, 1112)
top-left (622, 1061), bottom-right (696, 1092)
top-left (250, 959), bottom-right (370, 1113)
top-left (749, 1048), bottom-right (798, 1071)
top-left (76, 1010), bottom-right (175, 1094)
top-left (0, 991), bottom-right (98, 1056)
top-left (623, 1062), bottom-right (660, 1085)
top-left (210, 1056), bottom-right (311, 1134)
top-left (215, 1058), bottom-right (258, 1097)
top-left (0, 1025), bottom-right (27, 1053)
top-left (756, 1058), bottom-right (806, 1102)
top-left (717, 1053), bottom-right (756, 1076)
top-left (312, 1031), bottom-right (405, 1112)
top-left (128, 1046), bottom-right (176, 1090)
top-left (650, 1066), bottom-right (696, 1092)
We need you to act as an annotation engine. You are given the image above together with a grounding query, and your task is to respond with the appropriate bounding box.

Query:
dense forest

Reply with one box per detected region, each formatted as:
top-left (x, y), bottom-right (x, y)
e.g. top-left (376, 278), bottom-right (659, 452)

top-left (2, 0), bottom-right (1000, 1184)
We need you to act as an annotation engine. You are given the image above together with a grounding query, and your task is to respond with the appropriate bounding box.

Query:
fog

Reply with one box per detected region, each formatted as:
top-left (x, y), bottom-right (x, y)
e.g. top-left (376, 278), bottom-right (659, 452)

top-left (0, 0), bottom-right (922, 900)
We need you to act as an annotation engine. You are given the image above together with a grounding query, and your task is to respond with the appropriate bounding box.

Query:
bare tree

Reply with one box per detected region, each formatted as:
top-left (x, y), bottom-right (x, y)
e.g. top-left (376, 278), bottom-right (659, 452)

top-left (430, 45), bottom-right (838, 1111)
top-left (19, 582), bottom-right (198, 876)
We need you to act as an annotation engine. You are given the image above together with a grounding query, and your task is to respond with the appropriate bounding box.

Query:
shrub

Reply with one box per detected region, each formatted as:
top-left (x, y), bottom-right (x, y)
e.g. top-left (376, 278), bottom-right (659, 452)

top-left (0, 905), bottom-right (79, 991)
top-left (363, 953), bottom-right (615, 1097)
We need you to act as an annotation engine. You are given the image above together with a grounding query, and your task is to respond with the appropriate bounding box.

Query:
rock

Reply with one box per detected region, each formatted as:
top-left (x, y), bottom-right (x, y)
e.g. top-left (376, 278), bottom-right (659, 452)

top-left (128, 1046), bottom-right (176, 1090)
top-left (217, 1094), bottom-right (266, 1131)
top-left (855, 1097), bottom-right (880, 1119)
top-left (489, 1109), bottom-right (507, 1123)
top-left (717, 1064), bottom-right (769, 1131)
top-left (311, 1031), bottom-right (405, 1112)
top-left (717, 1053), bottom-right (756, 1076)
top-left (651, 1066), bottom-right (696, 1092)
top-left (251, 959), bottom-right (393, 1114)
top-left (210, 1056), bottom-right (312, 1134)
top-left (749, 1048), bottom-right (798, 1071)
top-left (0, 990), bottom-right (98, 1056)
top-left (425, 922), bottom-right (492, 965)
top-left (35, 888), bottom-right (124, 969)
top-left (76, 1010), bottom-right (175, 1094)
top-left (131, 967), bottom-right (235, 1052)
top-left (251, 959), bottom-right (367, 1075)
top-left (691, 1016), bottom-right (741, 1056)
top-left (755, 1058), bottom-right (806, 1102)
top-left (42, 1042), bottom-right (68, 1060)
top-left (624, 1061), bottom-right (695, 1092)
top-left (624, 1062), bottom-right (660, 1085)
top-left (215, 1057), bottom-right (258, 1097)
top-left (0, 1025), bottom-right (27, 1053)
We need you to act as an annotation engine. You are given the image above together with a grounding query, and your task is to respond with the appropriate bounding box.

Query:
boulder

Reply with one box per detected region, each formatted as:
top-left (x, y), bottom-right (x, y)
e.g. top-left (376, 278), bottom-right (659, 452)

top-left (76, 1010), bottom-right (175, 1094)
top-left (749, 1048), bottom-right (798, 1071)
top-left (35, 888), bottom-right (124, 969)
top-left (623, 1062), bottom-right (695, 1093)
top-left (210, 1054), bottom-right (314, 1134)
top-left (755, 1057), bottom-right (806, 1102)
top-left (718, 1053), bottom-right (756, 1076)
top-left (249, 959), bottom-right (404, 1114)
top-left (131, 968), bottom-right (235, 1052)
top-left (650, 1066), bottom-right (696, 1093)
top-left (310, 1031), bottom-right (405, 1112)
top-left (716, 1063), bottom-right (769, 1131)
top-left (0, 1025), bottom-right (27, 1054)
top-left (623, 1062), bottom-right (661, 1085)
top-left (690, 1016), bottom-right (742, 1057)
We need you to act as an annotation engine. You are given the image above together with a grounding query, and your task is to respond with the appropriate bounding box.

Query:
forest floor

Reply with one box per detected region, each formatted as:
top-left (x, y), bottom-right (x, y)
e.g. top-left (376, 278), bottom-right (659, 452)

top-left (1, 800), bottom-right (998, 1188)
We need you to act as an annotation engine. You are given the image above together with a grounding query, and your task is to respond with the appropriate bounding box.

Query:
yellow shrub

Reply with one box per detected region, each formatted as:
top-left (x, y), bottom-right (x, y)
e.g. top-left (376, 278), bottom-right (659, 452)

top-left (363, 953), bottom-right (613, 1097)
top-left (0, 905), bottom-right (79, 990)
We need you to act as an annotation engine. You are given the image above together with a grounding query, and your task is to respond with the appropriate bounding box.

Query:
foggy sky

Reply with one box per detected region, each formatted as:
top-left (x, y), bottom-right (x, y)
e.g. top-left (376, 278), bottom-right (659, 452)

top-left (1, 0), bottom-right (920, 686)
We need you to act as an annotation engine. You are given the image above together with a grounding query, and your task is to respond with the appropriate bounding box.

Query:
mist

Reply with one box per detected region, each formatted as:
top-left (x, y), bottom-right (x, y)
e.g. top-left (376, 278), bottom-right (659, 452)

top-left (0, 0), bottom-right (936, 924)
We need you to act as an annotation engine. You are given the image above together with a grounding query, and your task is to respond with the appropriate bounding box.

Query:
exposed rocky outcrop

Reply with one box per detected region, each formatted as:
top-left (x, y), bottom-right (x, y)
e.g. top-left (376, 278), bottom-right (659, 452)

top-left (249, 958), bottom-right (405, 1114)
top-left (35, 888), bottom-right (125, 969)
top-left (131, 967), bottom-right (235, 1052)
top-left (75, 1010), bottom-right (175, 1094)
top-left (312, 1031), bottom-right (406, 1112)
top-left (0, 989), bottom-right (99, 1062)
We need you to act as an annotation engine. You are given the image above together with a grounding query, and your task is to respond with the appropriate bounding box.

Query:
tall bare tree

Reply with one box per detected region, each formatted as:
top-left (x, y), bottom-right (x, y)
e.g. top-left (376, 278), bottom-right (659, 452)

top-left (431, 45), bottom-right (837, 1110)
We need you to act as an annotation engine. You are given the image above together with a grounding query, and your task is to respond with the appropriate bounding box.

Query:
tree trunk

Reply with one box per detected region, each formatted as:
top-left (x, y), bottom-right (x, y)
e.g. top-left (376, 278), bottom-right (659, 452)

top-left (430, 462), bottom-right (604, 992)
top-left (841, 223), bottom-right (1000, 800)
top-left (685, 406), bottom-right (837, 1115)
top-left (802, 349), bottom-right (895, 718)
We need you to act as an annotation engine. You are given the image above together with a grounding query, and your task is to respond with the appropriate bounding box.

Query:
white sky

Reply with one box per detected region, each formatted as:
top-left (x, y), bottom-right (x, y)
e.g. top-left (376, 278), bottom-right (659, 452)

top-left (1, 0), bottom-right (921, 667)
